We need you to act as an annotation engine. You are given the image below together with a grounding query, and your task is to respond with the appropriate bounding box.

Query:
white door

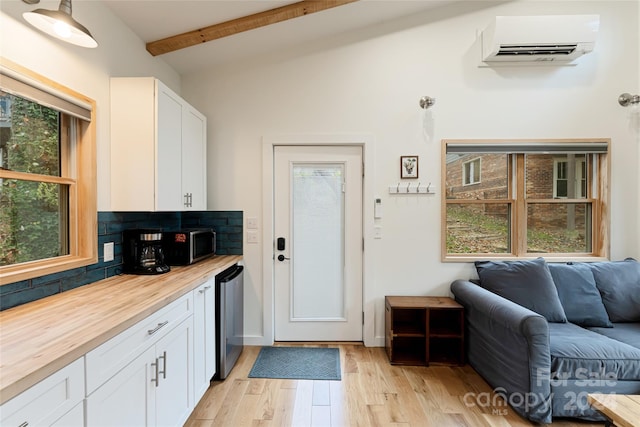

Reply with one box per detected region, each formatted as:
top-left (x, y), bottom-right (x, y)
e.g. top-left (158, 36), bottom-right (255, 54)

top-left (274, 145), bottom-right (363, 341)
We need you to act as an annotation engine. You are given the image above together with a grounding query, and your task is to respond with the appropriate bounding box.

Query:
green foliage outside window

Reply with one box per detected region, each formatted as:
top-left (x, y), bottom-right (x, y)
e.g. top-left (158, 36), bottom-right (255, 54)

top-left (0, 93), bottom-right (66, 266)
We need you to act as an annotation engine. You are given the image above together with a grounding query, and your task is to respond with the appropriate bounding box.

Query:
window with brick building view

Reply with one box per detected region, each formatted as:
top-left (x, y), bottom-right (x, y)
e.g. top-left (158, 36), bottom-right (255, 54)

top-left (443, 140), bottom-right (609, 259)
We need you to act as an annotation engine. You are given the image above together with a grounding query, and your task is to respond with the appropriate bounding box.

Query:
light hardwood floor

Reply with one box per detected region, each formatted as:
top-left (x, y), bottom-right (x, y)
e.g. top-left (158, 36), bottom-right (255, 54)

top-left (185, 343), bottom-right (603, 427)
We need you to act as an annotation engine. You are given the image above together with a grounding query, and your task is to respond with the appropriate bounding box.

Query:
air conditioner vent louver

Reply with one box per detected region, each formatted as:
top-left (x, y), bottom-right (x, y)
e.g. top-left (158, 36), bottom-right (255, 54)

top-left (496, 45), bottom-right (578, 56)
top-left (481, 15), bottom-right (599, 63)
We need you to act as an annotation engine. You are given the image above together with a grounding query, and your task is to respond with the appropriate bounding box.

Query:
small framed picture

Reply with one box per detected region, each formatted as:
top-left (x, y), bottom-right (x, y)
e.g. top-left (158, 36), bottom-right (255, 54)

top-left (400, 156), bottom-right (419, 179)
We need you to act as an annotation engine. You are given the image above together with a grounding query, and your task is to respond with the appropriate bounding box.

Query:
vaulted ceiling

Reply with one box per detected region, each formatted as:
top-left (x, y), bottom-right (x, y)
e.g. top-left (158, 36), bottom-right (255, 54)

top-left (102, 0), bottom-right (459, 75)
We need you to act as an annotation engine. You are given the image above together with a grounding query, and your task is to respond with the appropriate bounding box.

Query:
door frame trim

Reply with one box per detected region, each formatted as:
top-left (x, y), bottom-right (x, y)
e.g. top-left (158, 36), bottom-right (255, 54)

top-left (261, 134), bottom-right (376, 346)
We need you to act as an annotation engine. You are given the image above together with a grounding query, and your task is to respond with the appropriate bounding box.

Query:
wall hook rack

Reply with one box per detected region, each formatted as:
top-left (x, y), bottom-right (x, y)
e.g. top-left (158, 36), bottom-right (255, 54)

top-left (388, 182), bottom-right (435, 195)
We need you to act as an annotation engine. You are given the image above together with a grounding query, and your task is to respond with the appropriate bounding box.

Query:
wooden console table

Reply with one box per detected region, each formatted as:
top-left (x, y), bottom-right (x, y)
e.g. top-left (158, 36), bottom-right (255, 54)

top-left (587, 393), bottom-right (640, 427)
top-left (384, 296), bottom-right (464, 366)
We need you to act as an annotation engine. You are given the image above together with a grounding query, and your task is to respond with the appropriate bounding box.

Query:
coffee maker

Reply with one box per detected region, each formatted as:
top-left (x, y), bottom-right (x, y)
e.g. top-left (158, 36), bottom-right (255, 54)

top-left (122, 229), bottom-right (170, 275)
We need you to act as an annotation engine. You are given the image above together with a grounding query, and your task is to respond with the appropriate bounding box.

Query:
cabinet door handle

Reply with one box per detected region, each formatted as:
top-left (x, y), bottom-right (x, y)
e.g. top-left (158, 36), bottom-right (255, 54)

top-left (151, 358), bottom-right (159, 387)
top-left (159, 351), bottom-right (167, 379)
top-left (147, 321), bottom-right (169, 336)
top-left (199, 284), bottom-right (212, 294)
top-left (19, 422), bottom-right (29, 427)
top-left (184, 192), bottom-right (193, 207)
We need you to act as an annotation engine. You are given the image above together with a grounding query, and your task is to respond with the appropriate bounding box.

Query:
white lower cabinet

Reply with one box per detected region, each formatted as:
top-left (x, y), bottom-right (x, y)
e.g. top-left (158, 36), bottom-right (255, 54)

top-left (193, 278), bottom-right (216, 403)
top-left (154, 317), bottom-right (194, 426)
top-left (85, 347), bottom-right (154, 426)
top-left (0, 357), bottom-right (85, 427)
top-left (86, 293), bottom-right (195, 427)
top-left (52, 402), bottom-right (84, 426)
top-left (86, 318), bottom-right (193, 427)
top-left (4, 277), bottom-right (218, 427)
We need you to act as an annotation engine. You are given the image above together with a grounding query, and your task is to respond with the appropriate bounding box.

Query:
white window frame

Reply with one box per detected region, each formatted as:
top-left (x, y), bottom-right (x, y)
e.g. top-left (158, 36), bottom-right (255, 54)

top-left (553, 157), bottom-right (586, 199)
top-left (462, 157), bottom-right (481, 186)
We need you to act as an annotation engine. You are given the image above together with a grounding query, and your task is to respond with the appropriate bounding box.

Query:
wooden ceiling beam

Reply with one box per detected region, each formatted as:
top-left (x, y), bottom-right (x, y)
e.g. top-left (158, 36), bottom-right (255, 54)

top-left (146, 0), bottom-right (359, 56)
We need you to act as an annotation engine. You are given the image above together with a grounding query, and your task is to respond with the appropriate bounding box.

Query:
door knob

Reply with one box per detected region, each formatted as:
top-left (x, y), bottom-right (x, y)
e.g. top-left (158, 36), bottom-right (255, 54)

top-left (277, 254), bottom-right (290, 262)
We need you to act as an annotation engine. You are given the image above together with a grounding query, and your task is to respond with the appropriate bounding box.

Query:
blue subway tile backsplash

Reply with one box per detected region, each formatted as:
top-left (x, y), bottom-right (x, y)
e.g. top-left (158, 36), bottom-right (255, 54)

top-left (0, 210), bottom-right (243, 311)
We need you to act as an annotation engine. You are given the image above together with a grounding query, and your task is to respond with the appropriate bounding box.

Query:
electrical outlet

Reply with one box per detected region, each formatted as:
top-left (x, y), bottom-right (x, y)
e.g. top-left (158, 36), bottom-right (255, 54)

top-left (104, 242), bottom-right (114, 262)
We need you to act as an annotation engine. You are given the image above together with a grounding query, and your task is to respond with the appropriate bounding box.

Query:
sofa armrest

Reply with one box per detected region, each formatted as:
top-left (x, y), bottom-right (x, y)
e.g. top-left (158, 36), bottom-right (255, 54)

top-left (451, 279), bottom-right (552, 423)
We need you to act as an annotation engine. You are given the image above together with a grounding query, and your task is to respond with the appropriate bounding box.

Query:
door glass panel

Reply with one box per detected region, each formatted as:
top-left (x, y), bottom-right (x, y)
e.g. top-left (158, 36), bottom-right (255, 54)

top-left (291, 164), bottom-right (344, 320)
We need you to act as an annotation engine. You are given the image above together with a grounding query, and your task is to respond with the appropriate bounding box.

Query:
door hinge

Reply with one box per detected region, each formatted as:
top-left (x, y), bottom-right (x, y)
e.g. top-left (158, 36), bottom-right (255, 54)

top-left (362, 311), bottom-right (365, 325)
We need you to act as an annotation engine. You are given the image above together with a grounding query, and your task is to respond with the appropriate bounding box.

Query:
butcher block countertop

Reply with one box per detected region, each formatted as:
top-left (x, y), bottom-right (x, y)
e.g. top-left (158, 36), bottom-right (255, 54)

top-left (0, 254), bottom-right (242, 405)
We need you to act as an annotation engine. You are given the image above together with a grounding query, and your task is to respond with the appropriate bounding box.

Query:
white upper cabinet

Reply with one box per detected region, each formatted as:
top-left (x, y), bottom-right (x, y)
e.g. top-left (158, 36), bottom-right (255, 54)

top-left (110, 77), bottom-right (207, 211)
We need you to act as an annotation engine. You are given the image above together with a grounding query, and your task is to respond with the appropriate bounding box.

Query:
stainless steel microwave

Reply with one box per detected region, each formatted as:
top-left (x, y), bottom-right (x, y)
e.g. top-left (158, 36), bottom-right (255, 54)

top-left (163, 229), bottom-right (216, 265)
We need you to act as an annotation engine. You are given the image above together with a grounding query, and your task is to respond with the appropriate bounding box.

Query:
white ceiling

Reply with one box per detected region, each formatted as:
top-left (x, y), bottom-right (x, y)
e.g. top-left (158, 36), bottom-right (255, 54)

top-left (102, 0), bottom-right (458, 75)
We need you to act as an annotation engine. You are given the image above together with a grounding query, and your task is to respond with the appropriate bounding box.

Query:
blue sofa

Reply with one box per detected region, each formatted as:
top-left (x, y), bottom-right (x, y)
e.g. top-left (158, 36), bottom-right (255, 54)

top-left (450, 258), bottom-right (640, 423)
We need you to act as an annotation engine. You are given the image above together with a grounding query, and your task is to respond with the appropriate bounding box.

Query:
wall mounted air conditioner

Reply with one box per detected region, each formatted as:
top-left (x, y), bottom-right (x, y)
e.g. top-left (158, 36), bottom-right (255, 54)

top-left (481, 15), bottom-right (600, 63)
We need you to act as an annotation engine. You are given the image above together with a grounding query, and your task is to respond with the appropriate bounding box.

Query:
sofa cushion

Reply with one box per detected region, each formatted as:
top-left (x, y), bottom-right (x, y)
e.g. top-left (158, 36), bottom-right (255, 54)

top-left (588, 323), bottom-right (640, 350)
top-left (475, 258), bottom-right (567, 323)
top-left (548, 263), bottom-right (612, 328)
top-left (549, 322), bottom-right (640, 381)
top-left (589, 258), bottom-right (640, 322)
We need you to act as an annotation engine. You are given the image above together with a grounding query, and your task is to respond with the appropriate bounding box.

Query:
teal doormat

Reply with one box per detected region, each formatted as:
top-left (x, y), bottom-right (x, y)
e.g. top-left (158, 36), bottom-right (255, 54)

top-left (248, 347), bottom-right (341, 380)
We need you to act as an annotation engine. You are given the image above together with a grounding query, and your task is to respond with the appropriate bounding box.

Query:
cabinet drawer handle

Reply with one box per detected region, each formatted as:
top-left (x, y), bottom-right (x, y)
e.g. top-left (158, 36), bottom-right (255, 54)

top-left (159, 351), bottom-right (167, 379)
top-left (147, 321), bottom-right (169, 336)
top-left (19, 422), bottom-right (29, 427)
top-left (151, 358), bottom-right (159, 387)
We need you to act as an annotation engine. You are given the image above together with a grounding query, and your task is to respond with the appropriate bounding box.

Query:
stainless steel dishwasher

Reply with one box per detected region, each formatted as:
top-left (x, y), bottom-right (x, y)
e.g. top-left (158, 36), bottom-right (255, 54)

top-left (215, 264), bottom-right (244, 379)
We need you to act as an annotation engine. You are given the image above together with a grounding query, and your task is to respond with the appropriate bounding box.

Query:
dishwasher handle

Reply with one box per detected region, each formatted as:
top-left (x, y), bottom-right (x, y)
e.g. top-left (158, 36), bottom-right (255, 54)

top-left (220, 265), bottom-right (243, 283)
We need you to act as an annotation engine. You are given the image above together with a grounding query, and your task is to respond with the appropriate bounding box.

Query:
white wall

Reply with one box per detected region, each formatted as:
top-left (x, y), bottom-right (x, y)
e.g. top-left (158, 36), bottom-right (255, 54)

top-left (0, 0), bottom-right (180, 211)
top-left (182, 1), bottom-right (640, 346)
top-left (2, 0), bottom-right (638, 347)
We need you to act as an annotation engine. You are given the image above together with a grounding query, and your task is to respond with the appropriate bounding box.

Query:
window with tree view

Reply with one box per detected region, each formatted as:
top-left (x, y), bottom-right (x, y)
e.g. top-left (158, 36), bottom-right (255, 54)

top-left (443, 140), bottom-right (609, 260)
top-left (0, 64), bottom-right (96, 284)
top-left (0, 93), bottom-right (69, 265)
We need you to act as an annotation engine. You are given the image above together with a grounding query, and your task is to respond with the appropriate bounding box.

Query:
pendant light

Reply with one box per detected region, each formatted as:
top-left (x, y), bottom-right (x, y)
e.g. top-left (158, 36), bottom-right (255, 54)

top-left (23, 0), bottom-right (98, 48)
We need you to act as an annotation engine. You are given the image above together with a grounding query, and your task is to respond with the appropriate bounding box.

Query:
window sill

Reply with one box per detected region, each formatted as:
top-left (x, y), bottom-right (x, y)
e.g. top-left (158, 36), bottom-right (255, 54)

top-left (442, 255), bottom-right (610, 263)
top-left (0, 254), bottom-right (98, 285)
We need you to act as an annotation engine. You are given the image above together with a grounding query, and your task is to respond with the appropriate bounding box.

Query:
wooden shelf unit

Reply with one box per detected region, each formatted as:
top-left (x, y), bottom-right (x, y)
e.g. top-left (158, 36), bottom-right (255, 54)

top-left (385, 296), bottom-right (464, 366)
